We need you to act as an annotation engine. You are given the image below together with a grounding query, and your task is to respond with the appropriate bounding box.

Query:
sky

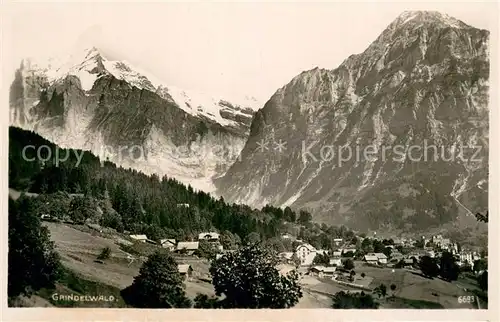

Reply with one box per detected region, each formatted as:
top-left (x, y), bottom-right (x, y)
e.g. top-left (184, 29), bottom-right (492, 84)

top-left (4, 1), bottom-right (497, 104)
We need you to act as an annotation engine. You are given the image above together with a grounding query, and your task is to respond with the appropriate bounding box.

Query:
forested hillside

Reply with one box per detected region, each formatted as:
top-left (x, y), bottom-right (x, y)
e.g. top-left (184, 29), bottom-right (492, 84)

top-left (9, 126), bottom-right (356, 247)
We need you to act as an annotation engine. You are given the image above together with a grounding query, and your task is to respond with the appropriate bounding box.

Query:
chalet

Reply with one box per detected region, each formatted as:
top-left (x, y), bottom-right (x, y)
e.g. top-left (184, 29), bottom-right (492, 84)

top-left (198, 232), bottom-right (220, 242)
top-left (374, 253), bottom-right (388, 264)
top-left (296, 243), bottom-right (317, 266)
top-left (176, 241), bottom-right (199, 255)
top-left (402, 258), bottom-right (414, 267)
top-left (364, 254), bottom-right (378, 265)
top-left (341, 248), bottom-right (357, 256)
top-left (332, 251), bottom-right (342, 258)
top-left (178, 264), bottom-right (193, 281)
top-left (276, 264), bottom-right (296, 277)
top-left (329, 257), bottom-right (342, 267)
top-left (279, 252), bottom-right (294, 262)
top-left (310, 266), bottom-right (336, 278)
top-left (160, 239), bottom-right (176, 251)
top-left (390, 251), bottom-right (404, 262)
top-left (130, 234), bottom-right (148, 242)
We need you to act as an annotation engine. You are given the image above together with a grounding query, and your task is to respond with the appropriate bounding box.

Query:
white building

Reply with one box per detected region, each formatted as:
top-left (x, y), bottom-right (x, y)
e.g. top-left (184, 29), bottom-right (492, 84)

top-left (310, 266), bottom-right (336, 278)
top-left (160, 239), bottom-right (176, 251)
top-left (296, 243), bottom-right (317, 266)
top-left (364, 254), bottom-right (378, 265)
top-left (329, 257), bottom-right (342, 267)
top-left (176, 241), bottom-right (199, 255)
top-left (341, 248), bottom-right (357, 255)
top-left (276, 264), bottom-right (296, 277)
top-left (374, 253), bottom-right (388, 264)
top-left (366, 253), bottom-right (388, 265)
top-left (332, 251), bottom-right (342, 258)
top-left (459, 252), bottom-right (474, 266)
top-left (198, 232), bottom-right (220, 242)
top-left (333, 238), bottom-right (343, 245)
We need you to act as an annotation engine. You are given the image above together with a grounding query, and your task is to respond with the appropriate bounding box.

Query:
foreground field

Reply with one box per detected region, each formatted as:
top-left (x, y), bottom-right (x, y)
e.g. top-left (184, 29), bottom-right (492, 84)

top-left (352, 261), bottom-right (478, 309)
top-left (44, 222), bottom-right (215, 301)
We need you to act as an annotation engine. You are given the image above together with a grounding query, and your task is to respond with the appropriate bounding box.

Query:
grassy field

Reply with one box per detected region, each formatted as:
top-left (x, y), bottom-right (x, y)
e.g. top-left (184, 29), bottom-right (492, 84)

top-left (351, 261), bottom-right (478, 309)
top-left (44, 222), bottom-right (215, 304)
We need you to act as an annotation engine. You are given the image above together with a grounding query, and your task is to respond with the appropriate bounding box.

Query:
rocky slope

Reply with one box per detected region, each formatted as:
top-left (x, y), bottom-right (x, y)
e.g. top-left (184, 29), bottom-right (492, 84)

top-left (215, 11), bottom-right (489, 232)
top-left (9, 46), bottom-right (261, 192)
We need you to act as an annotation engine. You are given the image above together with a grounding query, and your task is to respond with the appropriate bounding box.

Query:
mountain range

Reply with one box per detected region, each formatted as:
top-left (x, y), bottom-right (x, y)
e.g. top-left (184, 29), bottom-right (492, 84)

top-left (9, 10), bottom-right (489, 234)
top-left (215, 11), bottom-right (489, 233)
top-left (10, 46), bottom-right (262, 192)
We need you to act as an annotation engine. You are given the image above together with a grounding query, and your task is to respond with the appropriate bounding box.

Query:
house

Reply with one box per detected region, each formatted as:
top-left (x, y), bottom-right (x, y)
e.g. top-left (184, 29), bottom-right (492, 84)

top-left (310, 266), bottom-right (336, 278)
top-left (177, 203), bottom-right (190, 208)
top-left (160, 239), bottom-right (176, 251)
top-left (341, 248), bottom-right (357, 256)
top-left (374, 253), bottom-right (388, 264)
top-left (130, 234), bottom-right (148, 243)
top-left (281, 233), bottom-right (293, 239)
top-left (296, 243), bottom-right (317, 266)
top-left (276, 264), bottom-right (296, 277)
top-left (364, 254), bottom-right (378, 265)
top-left (402, 258), bottom-right (414, 268)
top-left (198, 232), bottom-right (220, 242)
top-left (333, 238), bottom-right (343, 245)
top-left (178, 264), bottom-right (193, 280)
top-left (459, 252), bottom-right (474, 266)
top-left (176, 241), bottom-right (200, 255)
top-left (329, 257), bottom-right (342, 267)
top-left (332, 251), bottom-right (342, 258)
top-left (279, 252), bottom-right (295, 262)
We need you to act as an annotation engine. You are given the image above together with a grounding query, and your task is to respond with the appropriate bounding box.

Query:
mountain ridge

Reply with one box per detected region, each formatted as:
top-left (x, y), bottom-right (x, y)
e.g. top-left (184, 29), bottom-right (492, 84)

top-left (10, 45), bottom-right (263, 193)
top-left (215, 11), bottom-right (489, 233)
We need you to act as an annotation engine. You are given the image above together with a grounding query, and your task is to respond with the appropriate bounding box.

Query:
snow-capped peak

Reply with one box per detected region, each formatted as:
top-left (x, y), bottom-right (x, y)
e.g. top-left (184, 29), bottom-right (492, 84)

top-left (20, 46), bottom-right (263, 127)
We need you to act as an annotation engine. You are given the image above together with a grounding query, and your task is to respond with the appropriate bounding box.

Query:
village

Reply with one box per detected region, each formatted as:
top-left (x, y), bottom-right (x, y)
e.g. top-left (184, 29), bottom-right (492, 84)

top-left (121, 227), bottom-right (484, 281)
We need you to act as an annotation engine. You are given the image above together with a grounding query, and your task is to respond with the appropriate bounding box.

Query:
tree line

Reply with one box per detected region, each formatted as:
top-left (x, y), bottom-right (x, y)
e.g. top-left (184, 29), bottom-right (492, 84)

top-left (9, 126), bottom-right (357, 247)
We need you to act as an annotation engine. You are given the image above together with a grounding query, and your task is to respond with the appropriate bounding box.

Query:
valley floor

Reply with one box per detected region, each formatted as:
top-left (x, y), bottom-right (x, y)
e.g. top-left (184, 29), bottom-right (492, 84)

top-left (25, 222), bottom-right (482, 309)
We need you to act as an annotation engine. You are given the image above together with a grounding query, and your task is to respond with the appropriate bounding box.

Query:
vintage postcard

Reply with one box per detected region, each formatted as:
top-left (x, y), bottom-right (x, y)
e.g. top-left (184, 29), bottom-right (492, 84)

top-left (1, 1), bottom-right (497, 321)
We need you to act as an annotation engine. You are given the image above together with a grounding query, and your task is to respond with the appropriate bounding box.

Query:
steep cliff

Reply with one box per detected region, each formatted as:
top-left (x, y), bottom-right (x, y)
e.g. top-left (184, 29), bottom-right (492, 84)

top-left (215, 11), bottom-right (489, 232)
top-left (9, 47), bottom-right (261, 192)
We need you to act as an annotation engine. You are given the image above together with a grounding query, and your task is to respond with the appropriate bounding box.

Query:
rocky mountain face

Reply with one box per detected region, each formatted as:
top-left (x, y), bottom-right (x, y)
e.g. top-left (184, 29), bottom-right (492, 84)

top-left (9, 47), bottom-right (261, 192)
top-left (215, 11), bottom-right (489, 233)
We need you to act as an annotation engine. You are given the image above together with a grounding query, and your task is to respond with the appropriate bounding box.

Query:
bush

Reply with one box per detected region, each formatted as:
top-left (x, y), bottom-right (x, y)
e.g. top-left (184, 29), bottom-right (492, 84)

top-left (121, 251), bottom-right (191, 308)
top-left (343, 259), bottom-right (355, 271)
top-left (209, 245), bottom-right (302, 308)
top-left (419, 256), bottom-right (439, 278)
top-left (97, 247), bottom-right (111, 260)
